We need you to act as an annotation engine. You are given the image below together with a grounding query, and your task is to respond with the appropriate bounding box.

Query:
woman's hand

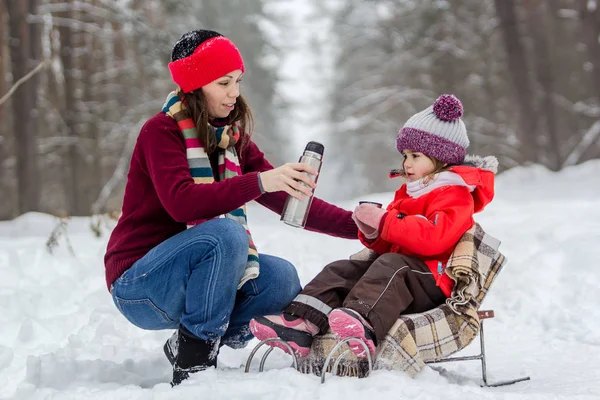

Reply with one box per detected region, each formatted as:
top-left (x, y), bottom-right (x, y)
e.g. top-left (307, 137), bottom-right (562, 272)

top-left (259, 163), bottom-right (318, 200)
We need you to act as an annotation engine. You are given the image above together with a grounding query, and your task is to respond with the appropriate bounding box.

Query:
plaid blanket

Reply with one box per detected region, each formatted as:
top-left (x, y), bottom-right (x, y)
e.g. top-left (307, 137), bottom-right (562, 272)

top-left (297, 223), bottom-right (506, 378)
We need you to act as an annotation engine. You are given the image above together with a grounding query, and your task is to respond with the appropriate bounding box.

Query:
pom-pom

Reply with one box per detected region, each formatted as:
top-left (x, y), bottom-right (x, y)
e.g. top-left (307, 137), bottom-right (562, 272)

top-left (433, 94), bottom-right (463, 122)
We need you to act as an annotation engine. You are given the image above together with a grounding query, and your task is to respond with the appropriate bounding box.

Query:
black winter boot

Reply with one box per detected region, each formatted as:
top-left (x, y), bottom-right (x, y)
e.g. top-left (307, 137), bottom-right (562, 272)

top-left (163, 330), bottom-right (178, 367)
top-left (171, 326), bottom-right (219, 386)
top-left (164, 330), bottom-right (230, 367)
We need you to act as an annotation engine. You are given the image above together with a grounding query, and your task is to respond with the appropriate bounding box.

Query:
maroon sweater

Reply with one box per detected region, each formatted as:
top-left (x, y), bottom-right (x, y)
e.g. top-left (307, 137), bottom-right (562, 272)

top-left (104, 112), bottom-right (358, 290)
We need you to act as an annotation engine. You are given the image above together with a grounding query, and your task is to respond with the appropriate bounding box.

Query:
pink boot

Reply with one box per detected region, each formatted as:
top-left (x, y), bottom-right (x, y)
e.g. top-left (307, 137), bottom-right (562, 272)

top-left (249, 313), bottom-right (319, 358)
top-left (328, 308), bottom-right (377, 358)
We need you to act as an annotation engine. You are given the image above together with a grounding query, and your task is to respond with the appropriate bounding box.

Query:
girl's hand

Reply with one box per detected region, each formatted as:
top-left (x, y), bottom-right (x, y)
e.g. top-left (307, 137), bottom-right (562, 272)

top-left (352, 212), bottom-right (379, 239)
top-left (259, 163), bottom-right (318, 200)
top-left (353, 204), bottom-right (387, 230)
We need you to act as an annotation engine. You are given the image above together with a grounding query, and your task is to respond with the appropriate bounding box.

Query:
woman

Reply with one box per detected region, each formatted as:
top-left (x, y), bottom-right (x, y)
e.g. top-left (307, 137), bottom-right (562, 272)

top-left (104, 29), bottom-right (357, 385)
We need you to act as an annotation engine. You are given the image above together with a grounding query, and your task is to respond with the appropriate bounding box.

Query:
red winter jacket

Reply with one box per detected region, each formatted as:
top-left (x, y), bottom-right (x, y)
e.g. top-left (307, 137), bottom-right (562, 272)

top-left (358, 164), bottom-right (495, 297)
top-left (104, 112), bottom-right (358, 290)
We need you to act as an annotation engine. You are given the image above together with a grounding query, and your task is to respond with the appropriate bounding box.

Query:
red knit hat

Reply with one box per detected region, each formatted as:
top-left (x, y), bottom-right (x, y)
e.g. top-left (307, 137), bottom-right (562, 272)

top-left (168, 30), bottom-right (245, 93)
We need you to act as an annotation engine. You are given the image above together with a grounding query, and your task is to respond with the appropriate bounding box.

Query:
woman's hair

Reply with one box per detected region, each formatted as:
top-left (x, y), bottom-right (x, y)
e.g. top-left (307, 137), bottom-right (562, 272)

top-left (179, 89), bottom-right (253, 155)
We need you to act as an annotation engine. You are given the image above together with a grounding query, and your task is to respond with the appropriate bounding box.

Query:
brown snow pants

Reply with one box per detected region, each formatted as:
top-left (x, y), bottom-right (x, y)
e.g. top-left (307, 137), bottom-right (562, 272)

top-left (285, 253), bottom-right (446, 343)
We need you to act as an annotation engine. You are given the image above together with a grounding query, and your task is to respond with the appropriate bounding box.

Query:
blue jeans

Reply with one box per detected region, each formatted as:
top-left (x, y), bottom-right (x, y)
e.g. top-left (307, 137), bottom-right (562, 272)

top-left (110, 218), bottom-right (301, 347)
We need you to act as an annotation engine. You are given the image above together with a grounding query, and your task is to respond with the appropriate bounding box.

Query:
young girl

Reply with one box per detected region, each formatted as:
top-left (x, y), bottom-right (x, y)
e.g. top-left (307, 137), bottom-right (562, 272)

top-left (104, 30), bottom-right (358, 385)
top-left (250, 94), bottom-right (496, 359)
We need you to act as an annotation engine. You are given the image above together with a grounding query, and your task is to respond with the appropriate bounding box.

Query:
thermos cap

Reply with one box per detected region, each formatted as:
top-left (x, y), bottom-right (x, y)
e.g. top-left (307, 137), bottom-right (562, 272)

top-left (305, 141), bottom-right (324, 155)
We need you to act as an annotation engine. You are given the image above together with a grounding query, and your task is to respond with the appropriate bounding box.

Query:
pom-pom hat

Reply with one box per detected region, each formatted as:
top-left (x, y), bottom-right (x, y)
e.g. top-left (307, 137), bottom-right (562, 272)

top-left (168, 30), bottom-right (245, 93)
top-left (396, 94), bottom-right (469, 165)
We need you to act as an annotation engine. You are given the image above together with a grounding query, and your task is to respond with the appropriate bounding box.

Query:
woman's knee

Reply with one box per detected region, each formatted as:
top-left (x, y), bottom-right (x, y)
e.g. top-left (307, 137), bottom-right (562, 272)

top-left (279, 260), bottom-right (302, 295)
top-left (192, 218), bottom-right (249, 252)
top-left (259, 257), bottom-right (301, 301)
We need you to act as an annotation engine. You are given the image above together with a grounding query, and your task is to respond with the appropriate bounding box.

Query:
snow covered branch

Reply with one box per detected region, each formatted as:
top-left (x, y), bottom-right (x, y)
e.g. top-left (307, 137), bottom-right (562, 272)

top-left (563, 120), bottom-right (600, 167)
top-left (0, 60), bottom-right (48, 107)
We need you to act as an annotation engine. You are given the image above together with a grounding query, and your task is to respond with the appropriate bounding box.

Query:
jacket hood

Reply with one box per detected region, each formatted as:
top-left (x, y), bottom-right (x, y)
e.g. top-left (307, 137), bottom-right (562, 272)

top-left (449, 155), bottom-right (497, 213)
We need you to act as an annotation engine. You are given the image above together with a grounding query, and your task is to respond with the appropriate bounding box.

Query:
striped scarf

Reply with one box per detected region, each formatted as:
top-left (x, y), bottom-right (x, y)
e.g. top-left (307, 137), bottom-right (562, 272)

top-left (162, 91), bottom-right (259, 289)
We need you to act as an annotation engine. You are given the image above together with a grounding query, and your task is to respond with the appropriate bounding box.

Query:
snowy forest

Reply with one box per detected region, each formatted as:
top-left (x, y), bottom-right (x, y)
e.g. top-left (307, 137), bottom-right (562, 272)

top-left (2, 0), bottom-right (600, 219)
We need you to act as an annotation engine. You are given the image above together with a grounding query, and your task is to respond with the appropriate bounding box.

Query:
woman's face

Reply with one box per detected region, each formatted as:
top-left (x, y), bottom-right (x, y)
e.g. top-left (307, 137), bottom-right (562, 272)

top-left (201, 69), bottom-right (243, 118)
top-left (401, 150), bottom-right (436, 182)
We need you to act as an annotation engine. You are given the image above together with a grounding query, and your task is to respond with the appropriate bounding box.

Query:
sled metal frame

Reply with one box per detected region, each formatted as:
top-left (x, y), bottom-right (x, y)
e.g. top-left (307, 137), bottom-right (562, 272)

top-left (244, 337), bottom-right (373, 384)
top-left (244, 338), bottom-right (298, 373)
top-left (244, 310), bottom-right (530, 387)
top-left (425, 310), bottom-right (530, 387)
top-left (319, 337), bottom-right (373, 383)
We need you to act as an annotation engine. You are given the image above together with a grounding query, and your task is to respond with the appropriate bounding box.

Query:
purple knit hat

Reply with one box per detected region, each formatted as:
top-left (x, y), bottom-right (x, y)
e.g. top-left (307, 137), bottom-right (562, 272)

top-left (396, 94), bottom-right (469, 164)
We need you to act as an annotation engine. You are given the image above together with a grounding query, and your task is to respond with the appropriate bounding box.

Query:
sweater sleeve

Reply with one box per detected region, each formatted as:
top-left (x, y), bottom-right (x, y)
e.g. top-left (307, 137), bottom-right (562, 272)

top-left (380, 186), bottom-right (475, 256)
top-left (139, 115), bottom-right (263, 223)
top-left (242, 141), bottom-right (358, 239)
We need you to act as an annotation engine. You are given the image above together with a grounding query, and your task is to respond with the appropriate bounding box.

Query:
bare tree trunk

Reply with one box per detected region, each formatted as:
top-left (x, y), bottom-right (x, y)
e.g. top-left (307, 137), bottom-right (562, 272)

top-left (0, 0), bottom-right (5, 124)
top-left (82, 0), bottom-right (102, 214)
top-left (545, 0), bottom-right (586, 165)
top-left (44, 5), bottom-right (69, 214)
top-left (546, 0), bottom-right (562, 18)
top-left (28, 0), bottom-right (42, 203)
top-left (132, 0), bottom-right (147, 99)
top-left (111, 20), bottom-right (126, 106)
top-left (493, 0), bottom-right (539, 164)
top-left (58, 1), bottom-right (84, 215)
top-left (5, 0), bottom-right (41, 213)
top-left (523, 0), bottom-right (561, 170)
top-left (0, 1), bottom-right (11, 220)
top-left (579, 0), bottom-right (600, 103)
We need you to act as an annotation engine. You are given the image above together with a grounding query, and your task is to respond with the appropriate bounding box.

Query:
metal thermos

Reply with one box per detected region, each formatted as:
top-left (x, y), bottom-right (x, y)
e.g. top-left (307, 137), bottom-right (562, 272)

top-left (280, 141), bottom-right (324, 228)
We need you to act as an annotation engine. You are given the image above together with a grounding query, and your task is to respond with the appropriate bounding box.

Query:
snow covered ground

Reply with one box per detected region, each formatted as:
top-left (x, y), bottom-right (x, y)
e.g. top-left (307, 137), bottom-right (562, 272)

top-left (1, 161), bottom-right (600, 399)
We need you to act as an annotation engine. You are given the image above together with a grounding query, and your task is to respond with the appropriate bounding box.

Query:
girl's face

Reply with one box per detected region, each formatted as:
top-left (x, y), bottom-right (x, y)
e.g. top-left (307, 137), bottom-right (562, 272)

top-left (201, 69), bottom-right (243, 118)
top-left (402, 150), bottom-right (436, 182)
